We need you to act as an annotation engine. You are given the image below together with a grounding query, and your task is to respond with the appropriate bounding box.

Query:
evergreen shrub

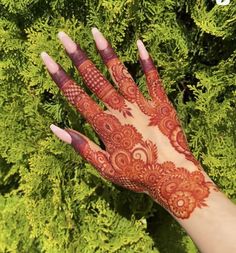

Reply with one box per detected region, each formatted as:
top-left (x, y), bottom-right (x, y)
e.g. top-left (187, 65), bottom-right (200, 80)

top-left (0, 0), bottom-right (235, 252)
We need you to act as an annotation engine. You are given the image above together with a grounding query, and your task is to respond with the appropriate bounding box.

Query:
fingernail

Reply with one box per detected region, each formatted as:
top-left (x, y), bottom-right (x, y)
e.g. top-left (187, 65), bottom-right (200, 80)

top-left (65, 129), bottom-right (87, 152)
top-left (58, 31), bottom-right (77, 54)
top-left (137, 41), bottom-right (155, 73)
top-left (50, 124), bottom-right (72, 144)
top-left (41, 52), bottom-right (59, 74)
top-left (58, 31), bottom-right (88, 68)
top-left (41, 56), bottom-right (69, 89)
top-left (137, 40), bottom-right (149, 60)
top-left (91, 28), bottom-right (108, 50)
top-left (91, 28), bottom-right (116, 64)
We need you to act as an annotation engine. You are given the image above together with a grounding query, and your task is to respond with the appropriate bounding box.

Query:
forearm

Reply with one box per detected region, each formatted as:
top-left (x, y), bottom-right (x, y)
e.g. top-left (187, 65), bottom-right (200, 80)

top-left (180, 190), bottom-right (236, 253)
top-left (152, 172), bottom-right (236, 253)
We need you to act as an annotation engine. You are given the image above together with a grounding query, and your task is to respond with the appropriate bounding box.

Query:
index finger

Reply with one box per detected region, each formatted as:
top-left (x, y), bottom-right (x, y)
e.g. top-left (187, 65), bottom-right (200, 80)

top-left (40, 52), bottom-right (102, 123)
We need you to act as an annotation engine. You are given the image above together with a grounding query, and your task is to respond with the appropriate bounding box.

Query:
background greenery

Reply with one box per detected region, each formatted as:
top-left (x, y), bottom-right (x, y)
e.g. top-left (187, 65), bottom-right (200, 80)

top-left (0, 0), bottom-right (235, 252)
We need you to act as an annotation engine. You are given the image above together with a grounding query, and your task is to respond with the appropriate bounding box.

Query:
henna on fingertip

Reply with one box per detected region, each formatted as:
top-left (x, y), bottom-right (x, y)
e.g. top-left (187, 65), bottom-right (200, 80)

top-left (139, 57), bottom-right (156, 74)
top-left (50, 67), bottom-right (71, 88)
top-left (41, 52), bottom-right (70, 88)
top-left (58, 31), bottom-right (130, 114)
top-left (58, 32), bottom-right (88, 68)
top-left (65, 129), bottom-right (88, 154)
top-left (137, 40), bottom-right (156, 73)
top-left (67, 44), bottom-right (88, 68)
top-left (99, 46), bottom-right (117, 64)
top-left (91, 27), bottom-right (117, 64)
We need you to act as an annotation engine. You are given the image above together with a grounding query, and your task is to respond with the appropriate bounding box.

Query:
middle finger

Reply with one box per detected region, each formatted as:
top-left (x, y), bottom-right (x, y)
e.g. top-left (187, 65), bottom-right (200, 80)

top-left (58, 32), bottom-right (132, 118)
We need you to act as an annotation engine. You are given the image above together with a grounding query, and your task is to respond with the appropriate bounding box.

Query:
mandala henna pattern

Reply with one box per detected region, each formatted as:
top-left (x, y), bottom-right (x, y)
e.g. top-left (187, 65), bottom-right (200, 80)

top-left (68, 117), bottom-right (213, 219)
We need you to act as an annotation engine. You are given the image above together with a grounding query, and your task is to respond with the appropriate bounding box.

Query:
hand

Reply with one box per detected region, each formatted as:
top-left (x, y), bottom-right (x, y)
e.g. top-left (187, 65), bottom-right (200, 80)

top-left (41, 28), bottom-right (216, 220)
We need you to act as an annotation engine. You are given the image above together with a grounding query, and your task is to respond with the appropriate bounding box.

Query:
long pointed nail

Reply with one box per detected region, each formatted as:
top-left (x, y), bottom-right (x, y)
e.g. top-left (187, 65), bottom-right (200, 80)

top-left (58, 31), bottom-right (77, 54)
top-left (50, 124), bottom-right (72, 144)
top-left (91, 28), bottom-right (108, 50)
top-left (41, 52), bottom-right (59, 74)
top-left (58, 31), bottom-right (88, 68)
top-left (137, 40), bottom-right (155, 73)
top-left (91, 28), bottom-right (116, 64)
top-left (137, 40), bottom-right (149, 60)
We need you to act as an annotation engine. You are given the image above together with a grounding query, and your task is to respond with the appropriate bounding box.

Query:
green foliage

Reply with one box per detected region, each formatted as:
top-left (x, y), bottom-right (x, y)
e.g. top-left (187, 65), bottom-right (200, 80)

top-left (0, 0), bottom-right (235, 252)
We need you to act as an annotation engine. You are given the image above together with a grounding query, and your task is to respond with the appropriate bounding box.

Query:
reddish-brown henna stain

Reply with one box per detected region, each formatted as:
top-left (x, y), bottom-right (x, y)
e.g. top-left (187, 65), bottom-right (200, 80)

top-left (107, 56), bottom-right (198, 165)
top-left (78, 60), bottom-right (132, 117)
top-left (68, 113), bottom-right (213, 219)
top-left (64, 44), bottom-right (132, 117)
top-left (49, 40), bottom-right (216, 219)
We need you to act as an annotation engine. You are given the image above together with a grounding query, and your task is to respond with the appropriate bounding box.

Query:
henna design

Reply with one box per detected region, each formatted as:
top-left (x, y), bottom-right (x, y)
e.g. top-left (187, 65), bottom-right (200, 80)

top-left (99, 45), bottom-right (117, 64)
top-left (48, 65), bottom-right (104, 124)
top-left (67, 43), bottom-right (209, 218)
top-left (43, 32), bottom-right (216, 220)
top-left (78, 60), bottom-right (132, 117)
top-left (67, 119), bottom-right (213, 219)
top-left (138, 57), bottom-right (197, 164)
top-left (98, 43), bottom-right (147, 105)
top-left (103, 53), bottom-right (195, 164)
top-left (63, 41), bottom-right (132, 117)
top-left (145, 70), bottom-right (167, 102)
top-left (108, 59), bottom-right (139, 102)
top-left (66, 44), bottom-right (88, 68)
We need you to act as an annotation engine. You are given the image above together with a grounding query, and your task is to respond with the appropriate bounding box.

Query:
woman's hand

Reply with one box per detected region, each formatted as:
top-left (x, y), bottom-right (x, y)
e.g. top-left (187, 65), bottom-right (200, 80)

top-left (41, 28), bottom-right (236, 253)
top-left (41, 28), bottom-right (216, 220)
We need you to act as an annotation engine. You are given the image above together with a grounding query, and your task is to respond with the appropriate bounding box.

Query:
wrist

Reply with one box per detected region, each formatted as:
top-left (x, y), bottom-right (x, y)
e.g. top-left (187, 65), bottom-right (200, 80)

top-left (177, 190), bottom-right (236, 253)
top-left (146, 162), bottom-right (217, 219)
top-left (146, 161), bottom-right (236, 253)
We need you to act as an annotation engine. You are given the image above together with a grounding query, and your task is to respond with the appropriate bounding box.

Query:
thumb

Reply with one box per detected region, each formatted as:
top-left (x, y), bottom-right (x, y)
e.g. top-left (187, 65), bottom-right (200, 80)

top-left (50, 124), bottom-right (115, 179)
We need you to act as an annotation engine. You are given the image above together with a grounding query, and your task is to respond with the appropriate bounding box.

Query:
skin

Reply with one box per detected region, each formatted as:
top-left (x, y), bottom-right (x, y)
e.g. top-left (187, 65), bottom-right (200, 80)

top-left (41, 28), bottom-right (236, 253)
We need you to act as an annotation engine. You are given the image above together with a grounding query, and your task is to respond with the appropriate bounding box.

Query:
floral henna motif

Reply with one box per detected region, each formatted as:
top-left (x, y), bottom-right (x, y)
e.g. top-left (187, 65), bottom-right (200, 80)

top-left (101, 54), bottom-right (195, 164)
top-left (67, 113), bottom-right (213, 219)
top-left (96, 37), bottom-right (194, 163)
top-left (60, 42), bottom-right (206, 218)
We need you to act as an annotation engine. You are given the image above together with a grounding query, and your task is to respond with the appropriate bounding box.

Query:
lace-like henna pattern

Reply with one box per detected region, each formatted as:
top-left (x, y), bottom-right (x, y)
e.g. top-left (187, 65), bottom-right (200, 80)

top-left (64, 42), bottom-right (132, 117)
top-left (78, 60), bottom-right (132, 117)
top-left (48, 64), bottom-right (104, 124)
top-left (68, 117), bottom-right (213, 219)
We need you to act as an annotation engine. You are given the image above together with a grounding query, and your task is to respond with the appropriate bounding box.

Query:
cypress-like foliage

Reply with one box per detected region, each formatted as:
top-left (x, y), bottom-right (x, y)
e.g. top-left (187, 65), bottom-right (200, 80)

top-left (0, 0), bottom-right (235, 252)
